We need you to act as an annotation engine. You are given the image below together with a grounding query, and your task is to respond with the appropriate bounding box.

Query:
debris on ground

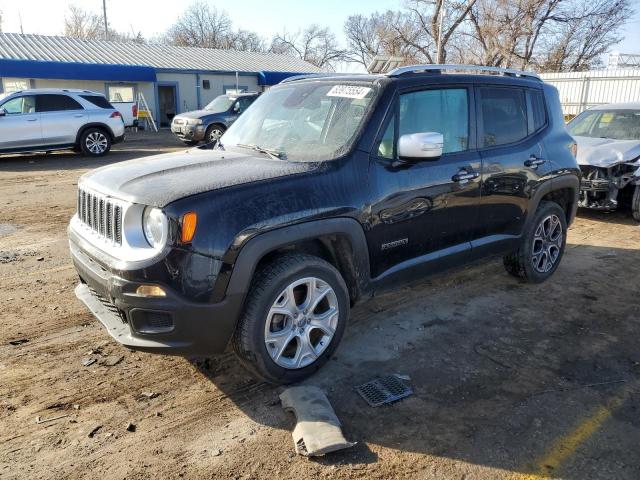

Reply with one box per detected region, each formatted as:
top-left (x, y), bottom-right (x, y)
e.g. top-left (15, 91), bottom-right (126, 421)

top-left (87, 425), bottom-right (102, 438)
top-left (35, 414), bottom-right (70, 424)
top-left (81, 358), bottom-right (96, 367)
top-left (355, 375), bottom-right (413, 407)
top-left (393, 373), bottom-right (411, 381)
top-left (126, 422), bottom-right (136, 432)
top-left (280, 386), bottom-right (355, 457)
top-left (9, 338), bottom-right (29, 346)
top-left (99, 355), bottom-right (123, 367)
top-left (138, 392), bottom-right (160, 400)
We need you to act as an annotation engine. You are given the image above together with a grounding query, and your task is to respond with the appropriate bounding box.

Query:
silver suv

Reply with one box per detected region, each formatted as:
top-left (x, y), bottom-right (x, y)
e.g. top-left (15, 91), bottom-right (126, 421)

top-left (0, 89), bottom-right (125, 157)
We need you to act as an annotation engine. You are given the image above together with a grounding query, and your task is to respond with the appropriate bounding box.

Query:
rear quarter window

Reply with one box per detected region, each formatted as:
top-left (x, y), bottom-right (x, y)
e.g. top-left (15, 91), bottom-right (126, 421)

top-left (528, 89), bottom-right (547, 133)
top-left (81, 95), bottom-right (114, 109)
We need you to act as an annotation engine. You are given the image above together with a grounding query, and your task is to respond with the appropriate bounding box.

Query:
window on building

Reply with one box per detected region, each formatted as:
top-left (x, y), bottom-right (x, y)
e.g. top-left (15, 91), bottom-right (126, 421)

top-left (2, 78), bottom-right (30, 94)
top-left (36, 94), bottom-right (83, 112)
top-left (0, 95), bottom-right (36, 114)
top-left (107, 85), bottom-right (135, 103)
top-left (399, 88), bottom-right (469, 154)
top-left (202, 80), bottom-right (211, 90)
top-left (80, 95), bottom-right (114, 109)
top-left (479, 87), bottom-right (528, 147)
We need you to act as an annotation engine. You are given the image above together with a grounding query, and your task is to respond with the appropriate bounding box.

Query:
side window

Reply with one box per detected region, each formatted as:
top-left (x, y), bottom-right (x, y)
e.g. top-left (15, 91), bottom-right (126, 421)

top-left (377, 117), bottom-right (395, 159)
top-left (0, 95), bottom-right (36, 114)
top-left (37, 94), bottom-right (83, 112)
top-left (528, 89), bottom-right (546, 133)
top-left (479, 87), bottom-right (528, 147)
top-left (237, 97), bottom-right (253, 112)
top-left (399, 88), bottom-right (469, 154)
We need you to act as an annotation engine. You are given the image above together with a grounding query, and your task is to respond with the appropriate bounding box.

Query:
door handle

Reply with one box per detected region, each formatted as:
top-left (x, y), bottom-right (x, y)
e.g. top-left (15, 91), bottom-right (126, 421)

top-left (73, 114), bottom-right (84, 118)
top-left (525, 155), bottom-right (546, 168)
top-left (452, 169), bottom-right (480, 182)
top-left (27, 118), bottom-right (38, 122)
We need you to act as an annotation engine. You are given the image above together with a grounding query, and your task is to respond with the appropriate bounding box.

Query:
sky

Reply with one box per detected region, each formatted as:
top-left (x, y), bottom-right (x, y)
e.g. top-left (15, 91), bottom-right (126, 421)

top-left (1, 0), bottom-right (640, 65)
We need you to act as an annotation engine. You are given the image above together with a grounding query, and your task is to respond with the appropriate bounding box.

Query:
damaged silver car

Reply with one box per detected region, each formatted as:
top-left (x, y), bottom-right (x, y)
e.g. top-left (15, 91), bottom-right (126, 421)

top-left (568, 103), bottom-right (640, 220)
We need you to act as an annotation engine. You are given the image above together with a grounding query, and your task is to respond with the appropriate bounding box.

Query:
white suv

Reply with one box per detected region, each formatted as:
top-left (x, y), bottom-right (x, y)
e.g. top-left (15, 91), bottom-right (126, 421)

top-left (0, 89), bottom-right (125, 157)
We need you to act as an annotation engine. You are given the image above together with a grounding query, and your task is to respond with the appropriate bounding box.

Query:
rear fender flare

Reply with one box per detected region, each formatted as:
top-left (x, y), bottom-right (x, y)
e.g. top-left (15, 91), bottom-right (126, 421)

top-left (525, 174), bottom-right (580, 229)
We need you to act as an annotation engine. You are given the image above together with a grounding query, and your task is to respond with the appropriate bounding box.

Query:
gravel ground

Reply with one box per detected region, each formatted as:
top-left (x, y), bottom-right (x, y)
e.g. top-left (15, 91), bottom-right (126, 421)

top-left (1, 130), bottom-right (639, 479)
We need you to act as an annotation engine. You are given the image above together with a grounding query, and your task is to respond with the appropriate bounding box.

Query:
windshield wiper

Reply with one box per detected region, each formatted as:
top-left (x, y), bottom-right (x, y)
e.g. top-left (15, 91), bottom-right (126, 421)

top-left (235, 143), bottom-right (284, 160)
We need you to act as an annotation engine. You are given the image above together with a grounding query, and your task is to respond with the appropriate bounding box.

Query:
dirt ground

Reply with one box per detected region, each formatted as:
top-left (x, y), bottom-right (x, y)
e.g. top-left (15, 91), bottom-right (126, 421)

top-left (1, 131), bottom-right (639, 480)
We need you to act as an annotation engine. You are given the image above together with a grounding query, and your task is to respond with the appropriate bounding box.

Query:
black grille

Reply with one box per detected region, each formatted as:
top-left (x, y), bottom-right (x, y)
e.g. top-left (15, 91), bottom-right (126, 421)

top-left (77, 188), bottom-right (123, 245)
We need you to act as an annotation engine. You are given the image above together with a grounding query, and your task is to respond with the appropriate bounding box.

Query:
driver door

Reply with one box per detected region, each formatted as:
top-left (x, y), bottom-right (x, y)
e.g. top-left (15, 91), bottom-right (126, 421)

top-left (367, 86), bottom-right (482, 279)
top-left (0, 95), bottom-right (42, 151)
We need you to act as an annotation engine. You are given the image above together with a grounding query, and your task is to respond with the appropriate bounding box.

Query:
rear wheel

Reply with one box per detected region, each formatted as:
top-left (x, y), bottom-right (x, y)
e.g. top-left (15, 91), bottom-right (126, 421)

top-left (632, 185), bottom-right (640, 222)
top-left (80, 128), bottom-right (111, 157)
top-left (233, 253), bottom-right (349, 384)
top-left (504, 201), bottom-right (567, 283)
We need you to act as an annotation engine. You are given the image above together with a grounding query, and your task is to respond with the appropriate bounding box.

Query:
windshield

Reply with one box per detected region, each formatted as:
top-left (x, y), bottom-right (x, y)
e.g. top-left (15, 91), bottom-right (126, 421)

top-left (221, 81), bottom-right (378, 162)
top-left (568, 109), bottom-right (640, 141)
top-left (205, 95), bottom-right (235, 112)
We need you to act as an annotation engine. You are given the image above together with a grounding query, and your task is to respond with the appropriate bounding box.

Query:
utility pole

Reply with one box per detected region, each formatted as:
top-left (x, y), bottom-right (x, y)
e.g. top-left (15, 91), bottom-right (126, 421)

top-left (102, 0), bottom-right (109, 40)
top-left (436, 0), bottom-right (446, 64)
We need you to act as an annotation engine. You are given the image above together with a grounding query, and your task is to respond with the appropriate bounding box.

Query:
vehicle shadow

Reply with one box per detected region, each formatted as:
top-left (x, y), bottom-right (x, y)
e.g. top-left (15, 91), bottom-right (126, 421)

top-left (576, 207), bottom-right (638, 226)
top-left (0, 131), bottom-right (185, 173)
top-left (190, 242), bottom-right (640, 477)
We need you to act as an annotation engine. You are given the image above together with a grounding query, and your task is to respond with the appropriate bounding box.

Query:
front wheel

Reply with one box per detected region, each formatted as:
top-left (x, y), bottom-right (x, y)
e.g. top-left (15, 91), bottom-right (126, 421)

top-left (205, 124), bottom-right (225, 144)
top-left (233, 254), bottom-right (349, 384)
top-left (632, 185), bottom-right (640, 222)
top-left (80, 128), bottom-right (111, 157)
top-left (503, 201), bottom-right (568, 283)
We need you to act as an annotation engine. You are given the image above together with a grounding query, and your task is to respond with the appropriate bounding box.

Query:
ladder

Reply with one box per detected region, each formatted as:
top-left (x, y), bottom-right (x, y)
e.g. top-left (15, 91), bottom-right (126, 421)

top-left (135, 92), bottom-right (158, 132)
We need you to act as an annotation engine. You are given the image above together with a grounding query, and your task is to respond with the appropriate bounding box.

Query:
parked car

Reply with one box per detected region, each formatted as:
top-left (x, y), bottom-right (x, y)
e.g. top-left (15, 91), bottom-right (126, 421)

top-left (567, 102), bottom-right (640, 220)
top-left (0, 88), bottom-right (125, 157)
top-left (69, 66), bottom-right (580, 384)
top-left (112, 101), bottom-right (138, 128)
top-left (170, 92), bottom-right (259, 145)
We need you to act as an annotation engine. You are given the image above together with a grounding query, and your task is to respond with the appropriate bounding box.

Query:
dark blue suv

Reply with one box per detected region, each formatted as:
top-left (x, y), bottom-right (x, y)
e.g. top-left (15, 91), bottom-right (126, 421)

top-left (70, 65), bottom-right (580, 384)
top-left (170, 92), bottom-right (259, 145)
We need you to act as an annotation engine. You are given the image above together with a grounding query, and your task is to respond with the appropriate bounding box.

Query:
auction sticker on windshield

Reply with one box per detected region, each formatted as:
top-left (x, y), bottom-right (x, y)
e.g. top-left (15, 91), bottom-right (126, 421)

top-left (327, 85), bottom-right (372, 99)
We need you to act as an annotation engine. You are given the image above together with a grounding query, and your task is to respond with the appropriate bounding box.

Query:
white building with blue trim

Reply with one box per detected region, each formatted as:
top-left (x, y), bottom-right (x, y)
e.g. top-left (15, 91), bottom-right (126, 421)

top-left (0, 33), bottom-right (320, 127)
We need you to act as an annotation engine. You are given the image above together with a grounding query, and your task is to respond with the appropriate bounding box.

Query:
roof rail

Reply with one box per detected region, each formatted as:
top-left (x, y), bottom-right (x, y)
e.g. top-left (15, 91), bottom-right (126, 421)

top-left (279, 72), bottom-right (353, 84)
top-left (387, 64), bottom-right (541, 81)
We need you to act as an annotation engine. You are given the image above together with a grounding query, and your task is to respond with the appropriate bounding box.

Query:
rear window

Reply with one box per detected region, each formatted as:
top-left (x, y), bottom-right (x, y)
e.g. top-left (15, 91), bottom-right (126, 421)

top-left (36, 94), bottom-right (83, 112)
top-left (81, 95), bottom-right (114, 109)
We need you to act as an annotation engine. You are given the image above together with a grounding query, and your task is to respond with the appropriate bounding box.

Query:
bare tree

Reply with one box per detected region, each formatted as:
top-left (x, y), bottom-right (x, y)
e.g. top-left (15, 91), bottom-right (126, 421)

top-left (64, 5), bottom-right (104, 40)
top-left (164, 1), bottom-right (232, 48)
top-left (224, 29), bottom-right (267, 53)
top-left (64, 4), bottom-right (145, 43)
top-left (344, 11), bottom-right (428, 67)
top-left (270, 25), bottom-right (347, 70)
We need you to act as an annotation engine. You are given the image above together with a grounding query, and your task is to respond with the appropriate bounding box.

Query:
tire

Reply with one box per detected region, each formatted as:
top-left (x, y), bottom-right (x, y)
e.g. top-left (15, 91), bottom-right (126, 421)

top-left (632, 185), bottom-right (640, 222)
top-left (79, 128), bottom-right (111, 157)
top-left (503, 201), bottom-right (568, 283)
top-left (233, 253), bottom-right (349, 384)
top-left (205, 124), bottom-right (225, 144)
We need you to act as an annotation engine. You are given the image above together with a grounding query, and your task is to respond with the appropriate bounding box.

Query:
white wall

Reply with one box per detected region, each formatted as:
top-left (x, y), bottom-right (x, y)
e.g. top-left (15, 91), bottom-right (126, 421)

top-left (199, 74), bottom-right (260, 106)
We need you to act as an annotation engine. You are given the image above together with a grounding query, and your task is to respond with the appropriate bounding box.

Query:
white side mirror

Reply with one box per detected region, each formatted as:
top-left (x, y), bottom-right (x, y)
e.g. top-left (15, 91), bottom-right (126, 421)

top-left (398, 132), bottom-right (444, 160)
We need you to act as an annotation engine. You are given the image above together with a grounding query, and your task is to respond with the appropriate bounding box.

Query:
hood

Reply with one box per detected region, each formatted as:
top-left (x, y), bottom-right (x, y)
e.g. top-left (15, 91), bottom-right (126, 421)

top-left (574, 136), bottom-right (640, 168)
top-left (175, 109), bottom-right (225, 120)
top-left (79, 148), bottom-right (318, 207)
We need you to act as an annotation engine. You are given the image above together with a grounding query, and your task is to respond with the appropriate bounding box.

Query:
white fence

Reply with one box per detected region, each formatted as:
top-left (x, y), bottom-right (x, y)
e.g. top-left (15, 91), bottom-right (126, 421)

top-left (540, 69), bottom-right (640, 116)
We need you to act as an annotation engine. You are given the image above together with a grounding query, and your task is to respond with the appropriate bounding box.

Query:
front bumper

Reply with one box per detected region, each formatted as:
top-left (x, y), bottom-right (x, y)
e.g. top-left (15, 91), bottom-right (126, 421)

top-left (70, 236), bottom-right (242, 356)
top-left (171, 123), bottom-right (206, 142)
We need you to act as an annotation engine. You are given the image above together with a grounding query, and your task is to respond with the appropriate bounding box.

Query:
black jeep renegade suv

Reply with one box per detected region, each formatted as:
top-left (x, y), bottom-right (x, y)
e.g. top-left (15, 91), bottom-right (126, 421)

top-left (69, 65), bottom-right (580, 384)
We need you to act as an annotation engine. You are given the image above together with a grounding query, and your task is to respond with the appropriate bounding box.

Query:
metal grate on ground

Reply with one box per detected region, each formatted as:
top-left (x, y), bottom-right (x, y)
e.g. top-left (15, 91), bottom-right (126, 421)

top-left (355, 375), bottom-right (413, 407)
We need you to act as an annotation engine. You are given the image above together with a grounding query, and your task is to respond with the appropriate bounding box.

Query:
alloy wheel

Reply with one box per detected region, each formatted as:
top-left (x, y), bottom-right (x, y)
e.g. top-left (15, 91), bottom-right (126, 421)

top-left (85, 132), bottom-right (108, 154)
top-left (531, 214), bottom-right (563, 274)
top-left (209, 128), bottom-right (224, 142)
top-left (264, 277), bottom-right (339, 369)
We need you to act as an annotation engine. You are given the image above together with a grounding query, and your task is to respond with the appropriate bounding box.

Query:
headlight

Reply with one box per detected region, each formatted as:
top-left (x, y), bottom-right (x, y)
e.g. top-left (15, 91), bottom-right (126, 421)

top-left (186, 118), bottom-right (203, 125)
top-left (142, 207), bottom-right (168, 249)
